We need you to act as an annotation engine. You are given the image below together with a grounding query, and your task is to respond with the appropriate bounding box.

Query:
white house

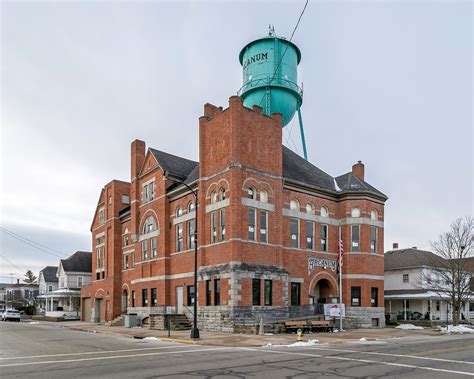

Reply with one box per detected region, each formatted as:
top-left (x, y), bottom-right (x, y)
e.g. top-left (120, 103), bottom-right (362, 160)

top-left (38, 251), bottom-right (92, 318)
top-left (384, 246), bottom-right (473, 322)
top-left (37, 266), bottom-right (58, 314)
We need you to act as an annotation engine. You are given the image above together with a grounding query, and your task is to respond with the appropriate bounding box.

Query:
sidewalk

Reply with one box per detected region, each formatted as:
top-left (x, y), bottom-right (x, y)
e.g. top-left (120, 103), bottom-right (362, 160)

top-left (33, 320), bottom-right (441, 347)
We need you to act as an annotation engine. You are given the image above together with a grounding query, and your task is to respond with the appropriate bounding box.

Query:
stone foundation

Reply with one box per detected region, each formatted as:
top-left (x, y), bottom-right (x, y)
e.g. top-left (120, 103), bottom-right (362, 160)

top-left (345, 307), bottom-right (385, 328)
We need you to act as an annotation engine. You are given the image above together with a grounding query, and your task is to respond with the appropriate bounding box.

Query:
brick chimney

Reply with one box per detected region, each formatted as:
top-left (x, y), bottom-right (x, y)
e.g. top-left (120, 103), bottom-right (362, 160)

top-left (131, 139), bottom-right (146, 180)
top-left (392, 242), bottom-right (399, 249)
top-left (352, 161), bottom-right (365, 181)
top-left (16, 279), bottom-right (19, 284)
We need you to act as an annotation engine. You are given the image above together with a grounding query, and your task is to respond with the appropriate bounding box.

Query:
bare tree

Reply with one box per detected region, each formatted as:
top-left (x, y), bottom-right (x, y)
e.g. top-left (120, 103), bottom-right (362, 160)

top-left (425, 216), bottom-right (473, 325)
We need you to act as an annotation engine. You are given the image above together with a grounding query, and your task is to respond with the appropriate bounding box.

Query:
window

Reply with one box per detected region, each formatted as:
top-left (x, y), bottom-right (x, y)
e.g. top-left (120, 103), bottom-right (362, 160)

top-left (151, 288), bottom-right (157, 307)
top-left (210, 191), bottom-right (218, 204)
top-left (351, 225), bottom-right (360, 252)
top-left (290, 218), bottom-right (299, 248)
top-left (122, 195), bottom-right (130, 204)
top-left (176, 207), bottom-right (183, 217)
top-left (151, 237), bottom-right (157, 258)
top-left (260, 190), bottom-right (268, 203)
top-left (96, 247), bottom-right (101, 269)
top-left (370, 226), bottom-right (377, 253)
top-left (371, 287), bottom-right (378, 307)
top-left (351, 208), bottom-right (361, 218)
top-left (142, 289), bottom-right (148, 307)
top-left (306, 221), bottom-right (314, 249)
top-left (252, 279), bottom-right (261, 305)
top-left (143, 217), bottom-right (157, 234)
top-left (219, 209), bottom-right (225, 241)
top-left (290, 199), bottom-right (299, 211)
top-left (48, 285), bottom-right (53, 292)
top-left (206, 280), bottom-right (212, 306)
top-left (291, 283), bottom-right (301, 306)
top-left (176, 223), bottom-right (183, 252)
top-left (403, 274), bottom-right (409, 283)
top-left (405, 300), bottom-right (410, 309)
top-left (124, 254), bottom-right (129, 270)
top-left (214, 279), bottom-right (220, 306)
top-left (248, 208), bottom-right (256, 241)
top-left (187, 219), bottom-right (195, 249)
top-left (264, 280), bottom-right (272, 306)
top-left (320, 207), bottom-right (328, 218)
top-left (77, 277), bottom-right (83, 287)
top-left (187, 285), bottom-right (195, 306)
top-left (371, 210), bottom-right (378, 220)
top-left (260, 211), bottom-right (268, 243)
top-left (469, 302), bottom-right (474, 312)
top-left (248, 187), bottom-right (256, 199)
top-left (98, 208), bottom-right (105, 225)
top-left (351, 287), bottom-right (361, 307)
top-left (132, 290), bottom-right (135, 307)
top-left (123, 229), bottom-right (129, 246)
top-left (131, 252), bottom-right (135, 268)
top-left (188, 201), bottom-right (195, 213)
top-left (142, 182), bottom-right (154, 203)
top-left (141, 240), bottom-right (148, 260)
top-left (306, 203), bottom-right (314, 214)
top-left (218, 188), bottom-right (226, 201)
top-left (320, 224), bottom-right (328, 251)
top-left (108, 196), bottom-right (112, 205)
top-left (211, 212), bottom-right (217, 243)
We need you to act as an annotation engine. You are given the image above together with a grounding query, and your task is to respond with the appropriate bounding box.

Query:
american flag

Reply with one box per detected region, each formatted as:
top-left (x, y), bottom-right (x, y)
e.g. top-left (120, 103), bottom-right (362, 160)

top-left (337, 239), bottom-right (344, 279)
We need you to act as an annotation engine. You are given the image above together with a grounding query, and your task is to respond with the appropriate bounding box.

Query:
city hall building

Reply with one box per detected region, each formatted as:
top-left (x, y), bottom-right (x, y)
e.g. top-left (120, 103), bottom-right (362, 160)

top-left (80, 96), bottom-right (388, 331)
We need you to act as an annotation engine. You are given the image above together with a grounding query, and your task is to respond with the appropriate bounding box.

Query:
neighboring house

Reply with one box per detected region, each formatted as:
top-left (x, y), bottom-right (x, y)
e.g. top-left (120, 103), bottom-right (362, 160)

top-left (5, 280), bottom-right (39, 309)
top-left (0, 284), bottom-right (7, 312)
top-left (36, 266), bottom-right (59, 314)
top-left (38, 251), bottom-right (92, 318)
top-left (384, 245), bottom-right (473, 322)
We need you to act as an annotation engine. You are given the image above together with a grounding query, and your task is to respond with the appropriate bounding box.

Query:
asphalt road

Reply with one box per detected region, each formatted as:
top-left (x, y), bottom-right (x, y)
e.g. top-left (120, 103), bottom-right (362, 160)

top-left (0, 321), bottom-right (473, 378)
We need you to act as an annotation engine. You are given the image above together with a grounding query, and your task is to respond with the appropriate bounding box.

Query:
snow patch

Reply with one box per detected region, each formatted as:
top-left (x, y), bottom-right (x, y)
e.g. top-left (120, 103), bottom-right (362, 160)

top-left (263, 339), bottom-right (320, 348)
top-left (359, 337), bottom-right (367, 342)
top-left (333, 178), bottom-right (342, 192)
top-left (144, 337), bottom-right (160, 341)
top-left (396, 324), bottom-right (424, 330)
top-left (440, 325), bottom-right (474, 334)
top-left (263, 333), bottom-right (274, 336)
top-left (28, 321), bottom-right (40, 325)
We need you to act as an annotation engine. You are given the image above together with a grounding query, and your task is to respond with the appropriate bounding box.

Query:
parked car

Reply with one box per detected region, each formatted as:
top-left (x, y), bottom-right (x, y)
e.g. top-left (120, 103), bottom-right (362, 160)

top-left (2, 309), bottom-right (21, 322)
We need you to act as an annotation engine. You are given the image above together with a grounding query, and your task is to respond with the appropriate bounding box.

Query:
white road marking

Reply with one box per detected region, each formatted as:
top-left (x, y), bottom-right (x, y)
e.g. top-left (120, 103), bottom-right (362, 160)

top-left (246, 348), bottom-right (474, 377)
top-left (307, 346), bottom-right (474, 365)
top-left (0, 347), bottom-right (232, 368)
top-left (0, 344), bottom-right (195, 360)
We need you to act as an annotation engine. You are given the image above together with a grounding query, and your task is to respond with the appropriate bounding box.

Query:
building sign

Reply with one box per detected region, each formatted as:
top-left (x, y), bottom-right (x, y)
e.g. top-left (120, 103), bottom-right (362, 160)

top-left (308, 257), bottom-right (337, 274)
top-left (243, 52), bottom-right (268, 69)
top-left (324, 303), bottom-right (345, 320)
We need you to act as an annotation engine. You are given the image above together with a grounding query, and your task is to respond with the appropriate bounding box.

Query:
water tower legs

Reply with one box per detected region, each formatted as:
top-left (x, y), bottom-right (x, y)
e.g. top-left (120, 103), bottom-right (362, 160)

top-left (297, 107), bottom-right (308, 161)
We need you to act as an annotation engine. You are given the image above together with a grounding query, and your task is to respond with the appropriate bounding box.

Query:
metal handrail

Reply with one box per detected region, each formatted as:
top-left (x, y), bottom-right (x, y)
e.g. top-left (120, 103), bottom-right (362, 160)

top-left (237, 77), bottom-right (303, 97)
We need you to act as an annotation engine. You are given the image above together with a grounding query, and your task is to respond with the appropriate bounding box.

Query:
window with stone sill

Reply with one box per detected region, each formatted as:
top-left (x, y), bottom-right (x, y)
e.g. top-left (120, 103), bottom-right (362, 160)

top-left (320, 207), bottom-right (328, 218)
top-left (248, 187), bottom-right (256, 200)
top-left (142, 182), bottom-right (154, 203)
top-left (259, 190), bottom-right (268, 203)
top-left (290, 199), bottom-right (300, 211)
top-left (218, 188), bottom-right (226, 201)
top-left (176, 206), bottom-right (183, 217)
top-left (98, 208), bottom-right (105, 225)
top-left (142, 216), bottom-right (157, 234)
top-left (351, 208), bottom-right (361, 218)
top-left (370, 210), bottom-right (378, 220)
top-left (306, 203), bottom-right (315, 214)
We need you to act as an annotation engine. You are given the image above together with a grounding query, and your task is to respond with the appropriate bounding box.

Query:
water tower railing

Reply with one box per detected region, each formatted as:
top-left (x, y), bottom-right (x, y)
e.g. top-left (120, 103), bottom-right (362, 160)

top-left (237, 77), bottom-right (303, 98)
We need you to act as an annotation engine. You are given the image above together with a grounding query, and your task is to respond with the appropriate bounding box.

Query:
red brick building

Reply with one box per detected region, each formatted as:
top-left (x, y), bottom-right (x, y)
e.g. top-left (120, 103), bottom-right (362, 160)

top-left (81, 96), bottom-right (387, 330)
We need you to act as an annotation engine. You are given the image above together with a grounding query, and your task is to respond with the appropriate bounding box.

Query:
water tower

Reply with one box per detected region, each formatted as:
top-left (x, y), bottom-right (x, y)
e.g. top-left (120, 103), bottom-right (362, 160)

top-left (238, 27), bottom-right (308, 160)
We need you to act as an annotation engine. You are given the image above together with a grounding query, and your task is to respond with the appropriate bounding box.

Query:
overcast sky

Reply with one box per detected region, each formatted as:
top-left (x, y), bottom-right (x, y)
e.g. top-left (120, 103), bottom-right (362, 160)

top-left (1, 1), bottom-right (472, 282)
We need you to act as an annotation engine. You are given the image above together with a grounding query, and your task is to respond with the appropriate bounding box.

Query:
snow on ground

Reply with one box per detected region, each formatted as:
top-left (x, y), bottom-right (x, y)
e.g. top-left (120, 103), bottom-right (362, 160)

top-left (396, 324), bottom-right (424, 330)
top-left (143, 337), bottom-right (160, 341)
top-left (263, 339), bottom-right (320, 348)
top-left (359, 337), bottom-right (367, 342)
top-left (28, 322), bottom-right (40, 325)
top-left (440, 325), bottom-right (474, 334)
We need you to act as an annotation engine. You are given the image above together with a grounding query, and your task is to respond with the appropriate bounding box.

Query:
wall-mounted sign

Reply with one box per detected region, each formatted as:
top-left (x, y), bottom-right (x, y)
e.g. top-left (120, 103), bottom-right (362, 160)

top-left (308, 257), bottom-right (337, 274)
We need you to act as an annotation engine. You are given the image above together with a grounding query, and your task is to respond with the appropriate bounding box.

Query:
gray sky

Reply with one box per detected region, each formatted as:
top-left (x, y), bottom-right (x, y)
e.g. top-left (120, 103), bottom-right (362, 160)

top-left (1, 1), bottom-right (472, 281)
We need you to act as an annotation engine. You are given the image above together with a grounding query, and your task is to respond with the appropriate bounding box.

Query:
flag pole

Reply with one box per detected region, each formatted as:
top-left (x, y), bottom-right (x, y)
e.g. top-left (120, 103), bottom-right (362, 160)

top-left (339, 224), bottom-right (343, 331)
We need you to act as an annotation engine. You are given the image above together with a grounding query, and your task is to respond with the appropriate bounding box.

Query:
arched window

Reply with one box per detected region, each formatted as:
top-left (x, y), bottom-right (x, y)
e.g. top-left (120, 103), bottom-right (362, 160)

top-left (187, 201), bottom-right (195, 213)
top-left (248, 187), bottom-right (256, 200)
top-left (351, 208), bottom-right (361, 218)
top-left (219, 188), bottom-right (226, 201)
top-left (142, 216), bottom-right (157, 234)
top-left (320, 207), bottom-right (328, 218)
top-left (371, 210), bottom-right (378, 220)
top-left (260, 190), bottom-right (268, 203)
top-left (176, 206), bottom-right (183, 217)
top-left (290, 199), bottom-right (300, 211)
top-left (210, 191), bottom-right (217, 204)
top-left (306, 203), bottom-right (315, 214)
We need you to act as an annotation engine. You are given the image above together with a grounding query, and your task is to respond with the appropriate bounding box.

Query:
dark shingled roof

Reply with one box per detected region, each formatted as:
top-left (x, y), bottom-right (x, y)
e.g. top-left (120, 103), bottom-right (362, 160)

top-left (150, 148), bottom-right (198, 179)
top-left (335, 172), bottom-right (387, 199)
top-left (60, 251), bottom-right (92, 273)
top-left (40, 266), bottom-right (58, 283)
top-left (385, 248), bottom-right (447, 271)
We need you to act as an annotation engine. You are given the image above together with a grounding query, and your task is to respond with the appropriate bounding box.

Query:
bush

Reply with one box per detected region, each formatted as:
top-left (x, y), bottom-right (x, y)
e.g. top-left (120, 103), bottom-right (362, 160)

top-left (17, 305), bottom-right (36, 316)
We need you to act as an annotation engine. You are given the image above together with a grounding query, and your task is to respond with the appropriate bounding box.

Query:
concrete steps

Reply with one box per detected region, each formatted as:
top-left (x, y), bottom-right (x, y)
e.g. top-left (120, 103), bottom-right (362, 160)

top-left (110, 315), bottom-right (124, 326)
top-left (149, 314), bottom-right (192, 331)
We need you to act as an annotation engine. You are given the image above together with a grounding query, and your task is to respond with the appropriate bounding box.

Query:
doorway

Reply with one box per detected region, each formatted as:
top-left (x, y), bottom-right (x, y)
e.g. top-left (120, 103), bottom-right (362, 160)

top-left (176, 286), bottom-right (183, 313)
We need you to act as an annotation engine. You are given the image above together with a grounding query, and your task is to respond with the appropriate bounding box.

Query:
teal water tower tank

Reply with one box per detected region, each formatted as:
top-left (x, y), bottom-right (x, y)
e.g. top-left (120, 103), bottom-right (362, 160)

top-left (238, 29), bottom-right (303, 127)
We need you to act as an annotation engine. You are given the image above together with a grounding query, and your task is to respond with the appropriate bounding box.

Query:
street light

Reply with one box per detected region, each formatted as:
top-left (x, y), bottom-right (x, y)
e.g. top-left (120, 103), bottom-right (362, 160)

top-left (164, 171), bottom-right (200, 339)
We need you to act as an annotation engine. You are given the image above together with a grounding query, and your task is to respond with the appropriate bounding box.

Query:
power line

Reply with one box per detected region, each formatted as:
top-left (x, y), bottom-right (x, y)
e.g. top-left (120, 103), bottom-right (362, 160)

top-left (0, 227), bottom-right (68, 258)
top-left (257, 0), bottom-right (309, 109)
top-left (0, 253), bottom-right (25, 273)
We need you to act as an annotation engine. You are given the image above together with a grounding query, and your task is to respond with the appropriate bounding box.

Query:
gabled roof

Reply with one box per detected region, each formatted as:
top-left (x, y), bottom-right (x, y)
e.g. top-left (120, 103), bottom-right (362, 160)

top-left (150, 148), bottom-right (198, 179)
top-left (384, 248), bottom-right (447, 271)
top-left (282, 146), bottom-right (337, 192)
top-left (335, 172), bottom-right (387, 199)
top-left (60, 251), bottom-right (92, 273)
top-left (39, 266), bottom-right (58, 283)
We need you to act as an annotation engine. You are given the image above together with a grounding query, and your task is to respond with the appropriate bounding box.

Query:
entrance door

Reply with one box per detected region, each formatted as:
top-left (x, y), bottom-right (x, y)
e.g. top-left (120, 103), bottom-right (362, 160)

top-left (176, 286), bottom-right (183, 313)
top-left (95, 299), bottom-right (102, 322)
top-left (82, 298), bottom-right (91, 322)
top-left (122, 291), bottom-right (128, 314)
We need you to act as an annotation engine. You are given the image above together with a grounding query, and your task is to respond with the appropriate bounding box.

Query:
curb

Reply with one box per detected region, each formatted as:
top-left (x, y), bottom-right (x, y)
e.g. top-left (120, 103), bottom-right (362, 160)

top-left (159, 337), bottom-right (201, 345)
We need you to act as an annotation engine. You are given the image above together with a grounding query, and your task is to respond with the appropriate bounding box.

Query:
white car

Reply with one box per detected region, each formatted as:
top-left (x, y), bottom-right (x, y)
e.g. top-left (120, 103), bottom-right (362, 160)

top-left (2, 309), bottom-right (21, 322)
